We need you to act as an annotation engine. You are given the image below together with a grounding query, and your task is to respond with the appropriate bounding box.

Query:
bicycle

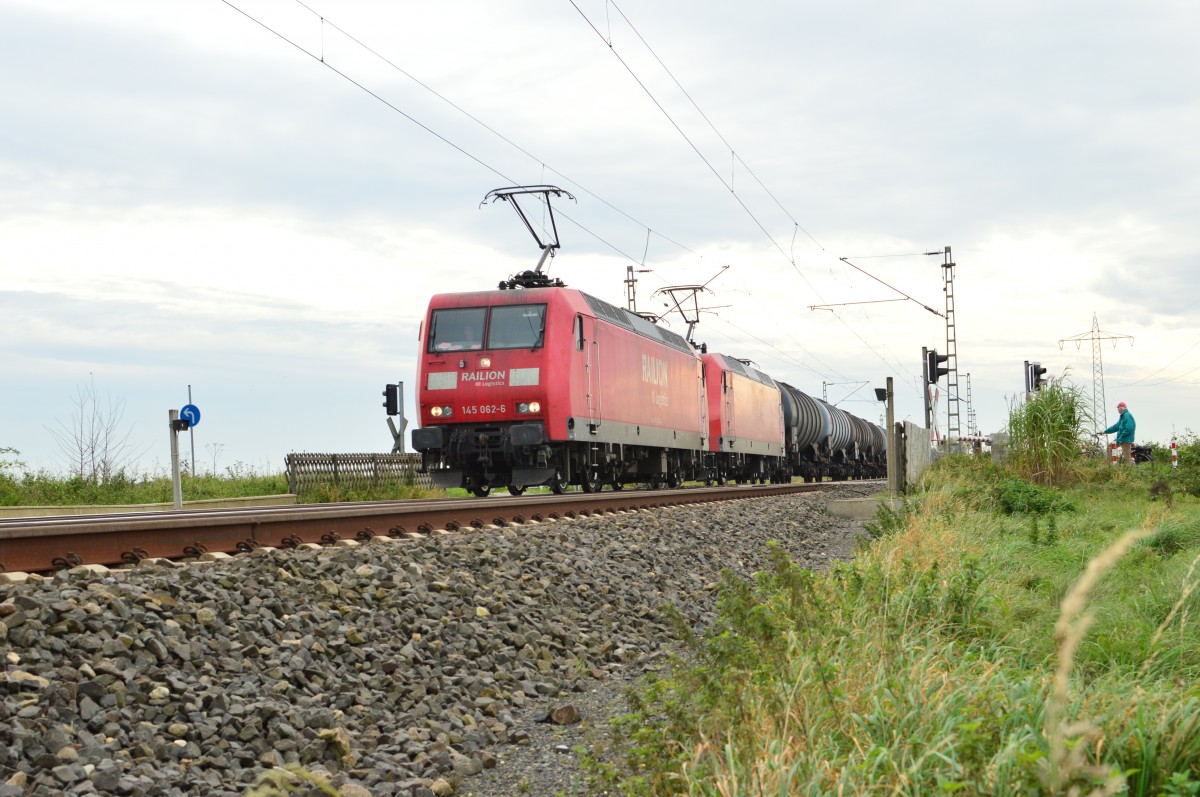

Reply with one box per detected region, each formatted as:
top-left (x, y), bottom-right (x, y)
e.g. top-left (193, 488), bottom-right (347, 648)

top-left (1085, 433), bottom-right (1153, 464)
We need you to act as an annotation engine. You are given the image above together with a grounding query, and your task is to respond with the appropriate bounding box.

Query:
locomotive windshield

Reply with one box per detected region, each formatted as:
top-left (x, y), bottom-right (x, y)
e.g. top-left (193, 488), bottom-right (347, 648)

top-left (487, 304), bottom-right (546, 350)
top-left (429, 307), bottom-right (487, 352)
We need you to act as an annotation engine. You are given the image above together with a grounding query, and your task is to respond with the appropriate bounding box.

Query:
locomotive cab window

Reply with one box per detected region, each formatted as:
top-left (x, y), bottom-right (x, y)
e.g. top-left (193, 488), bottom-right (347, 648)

top-left (574, 315), bottom-right (584, 351)
top-left (487, 304), bottom-right (547, 350)
top-left (429, 307), bottom-right (487, 352)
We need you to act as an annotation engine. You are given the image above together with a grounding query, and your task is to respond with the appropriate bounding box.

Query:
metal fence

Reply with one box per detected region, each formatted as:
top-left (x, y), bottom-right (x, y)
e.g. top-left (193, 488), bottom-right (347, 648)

top-left (285, 453), bottom-right (433, 496)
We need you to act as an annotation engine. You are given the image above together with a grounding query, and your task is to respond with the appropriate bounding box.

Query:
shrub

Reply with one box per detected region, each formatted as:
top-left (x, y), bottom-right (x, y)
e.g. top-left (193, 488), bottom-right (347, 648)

top-left (995, 476), bottom-right (1076, 516)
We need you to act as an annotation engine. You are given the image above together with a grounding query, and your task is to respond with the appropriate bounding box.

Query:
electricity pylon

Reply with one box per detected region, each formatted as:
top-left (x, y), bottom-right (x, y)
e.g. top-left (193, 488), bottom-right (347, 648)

top-left (1058, 312), bottom-right (1133, 433)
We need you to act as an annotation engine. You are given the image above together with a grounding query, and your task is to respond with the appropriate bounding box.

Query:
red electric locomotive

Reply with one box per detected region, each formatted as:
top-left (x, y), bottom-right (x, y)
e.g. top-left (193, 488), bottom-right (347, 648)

top-left (412, 286), bottom-right (708, 494)
top-left (412, 186), bottom-right (709, 495)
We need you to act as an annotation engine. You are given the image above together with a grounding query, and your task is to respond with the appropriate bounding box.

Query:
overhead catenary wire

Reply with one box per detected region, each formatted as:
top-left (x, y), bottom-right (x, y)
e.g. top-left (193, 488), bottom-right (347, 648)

top-left (217, 0), bottom-right (860, 383)
top-left (218, 0), bottom-right (913, 390)
top-left (566, 0), bottom-right (826, 298)
top-left (566, 0), bottom-right (941, 389)
top-left (287, 0), bottom-right (703, 263)
top-left (839, 257), bottom-right (943, 317)
top-left (218, 0), bottom-right (657, 269)
top-left (604, 0), bottom-right (826, 254)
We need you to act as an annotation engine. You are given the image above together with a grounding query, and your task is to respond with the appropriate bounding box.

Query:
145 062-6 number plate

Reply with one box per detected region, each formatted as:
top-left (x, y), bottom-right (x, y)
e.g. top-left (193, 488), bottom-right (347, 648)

top-left (460, 404), bottom-right (507, 415)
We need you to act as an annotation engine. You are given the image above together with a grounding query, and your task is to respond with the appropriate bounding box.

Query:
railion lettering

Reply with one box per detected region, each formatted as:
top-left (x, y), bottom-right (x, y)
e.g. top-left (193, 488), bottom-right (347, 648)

top-left (641, 355), bottom-right (668, 388)
top-left (462, 370), bottom-right (506, 382)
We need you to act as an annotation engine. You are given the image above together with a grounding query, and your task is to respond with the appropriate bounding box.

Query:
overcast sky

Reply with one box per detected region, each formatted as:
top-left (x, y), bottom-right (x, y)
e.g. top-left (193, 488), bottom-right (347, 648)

top-left (3, 0), bottom-right (1198, 477)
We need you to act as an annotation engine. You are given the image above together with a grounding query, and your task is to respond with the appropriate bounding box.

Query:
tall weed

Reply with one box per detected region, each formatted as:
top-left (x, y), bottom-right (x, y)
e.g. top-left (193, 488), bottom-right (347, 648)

top-left (1006, 380), bottom-right (1091, 486)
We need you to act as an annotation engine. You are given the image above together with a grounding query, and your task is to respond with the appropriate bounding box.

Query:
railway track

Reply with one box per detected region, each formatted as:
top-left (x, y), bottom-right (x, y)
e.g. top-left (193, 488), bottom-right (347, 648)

top-left (0, 481), bottom-right (863, 575)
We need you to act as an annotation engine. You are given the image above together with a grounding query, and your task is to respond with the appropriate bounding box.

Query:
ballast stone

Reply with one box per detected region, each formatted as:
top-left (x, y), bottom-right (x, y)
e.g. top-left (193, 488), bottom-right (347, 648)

top-left (0, 487), bottom-right (873, 795)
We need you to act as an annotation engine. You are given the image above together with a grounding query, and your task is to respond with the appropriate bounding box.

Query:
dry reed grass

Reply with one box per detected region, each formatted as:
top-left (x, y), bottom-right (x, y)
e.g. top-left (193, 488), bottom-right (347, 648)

top-left (1045, 524), bottom-right (1155, 795)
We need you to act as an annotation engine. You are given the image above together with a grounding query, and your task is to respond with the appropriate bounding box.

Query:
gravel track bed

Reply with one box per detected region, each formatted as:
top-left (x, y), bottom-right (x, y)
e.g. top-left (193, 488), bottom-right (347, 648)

top-left (0, 487), bottom-right (874, 796)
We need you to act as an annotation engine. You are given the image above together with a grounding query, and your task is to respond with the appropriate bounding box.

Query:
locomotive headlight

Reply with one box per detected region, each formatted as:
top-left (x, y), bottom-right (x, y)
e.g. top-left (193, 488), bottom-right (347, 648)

top-left (479, 356), bottom-right (492, 368)
top-left (517, 401), bottom-right (541, 414)
top-left (430, 406), bottom-right (443, 417)
top-left (441, 406), bottom-right (453, 417)
top-left (528, 401), bottom-right (541, 413)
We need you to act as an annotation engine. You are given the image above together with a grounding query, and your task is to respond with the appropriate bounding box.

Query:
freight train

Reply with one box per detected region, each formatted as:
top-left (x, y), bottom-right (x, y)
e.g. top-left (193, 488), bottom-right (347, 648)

top-left (410, 187), bottom-right (886, 495)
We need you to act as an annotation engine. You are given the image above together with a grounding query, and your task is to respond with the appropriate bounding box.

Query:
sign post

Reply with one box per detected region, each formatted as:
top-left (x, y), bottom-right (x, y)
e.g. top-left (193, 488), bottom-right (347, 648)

top-left (169, 410), bottom-right (183, 510)
top-left (885, 376), bottom-right (899, 498)
top-left (169, 405), bottom-right (201, 510)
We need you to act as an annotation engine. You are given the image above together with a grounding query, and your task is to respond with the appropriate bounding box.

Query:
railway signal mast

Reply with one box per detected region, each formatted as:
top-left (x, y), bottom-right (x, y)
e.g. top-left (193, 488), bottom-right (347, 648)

top-left (926, 246), bottom-right (962, 445)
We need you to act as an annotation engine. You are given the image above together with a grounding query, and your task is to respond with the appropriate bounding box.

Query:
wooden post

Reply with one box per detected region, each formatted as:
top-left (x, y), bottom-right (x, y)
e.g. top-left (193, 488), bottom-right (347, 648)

top-left (886, 376), bottom-right (900, 498)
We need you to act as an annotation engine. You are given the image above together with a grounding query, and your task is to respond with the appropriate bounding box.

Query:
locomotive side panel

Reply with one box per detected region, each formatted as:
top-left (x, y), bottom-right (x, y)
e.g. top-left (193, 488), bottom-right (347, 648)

top-left (585, 319), bottom-right (706, 449)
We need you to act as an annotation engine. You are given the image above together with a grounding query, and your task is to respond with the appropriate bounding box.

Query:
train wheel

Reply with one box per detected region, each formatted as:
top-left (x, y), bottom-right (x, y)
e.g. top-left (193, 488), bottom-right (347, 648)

top-left (610, 480), bottom-right (624, 491)
top-left (581, 471), bottom-right (598, 493)
top-left (550, 473), bottom-right (569, 495)
top-left (716, 474), bottom-right (727, 486)
top-left (667, 473), bottom-right (682, 489)
top-left (507, 485), bottom-right (525, 496)
top-left (471, 483), bottom-right (491, 498)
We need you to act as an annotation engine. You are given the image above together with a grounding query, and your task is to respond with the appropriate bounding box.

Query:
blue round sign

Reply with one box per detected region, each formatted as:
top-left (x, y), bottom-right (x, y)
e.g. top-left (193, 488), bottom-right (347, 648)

top-left (180, 404), bottom-right (201, 428)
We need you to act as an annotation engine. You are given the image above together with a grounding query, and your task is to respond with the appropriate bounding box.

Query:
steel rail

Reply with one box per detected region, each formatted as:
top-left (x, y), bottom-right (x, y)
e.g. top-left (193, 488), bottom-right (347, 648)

top-left (0, 482), bottom-right (853, 574)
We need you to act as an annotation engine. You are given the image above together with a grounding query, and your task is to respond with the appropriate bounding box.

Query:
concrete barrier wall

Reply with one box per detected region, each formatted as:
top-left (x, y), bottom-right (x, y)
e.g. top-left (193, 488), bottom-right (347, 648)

top-left (904, 421), bottom-right (933, 490)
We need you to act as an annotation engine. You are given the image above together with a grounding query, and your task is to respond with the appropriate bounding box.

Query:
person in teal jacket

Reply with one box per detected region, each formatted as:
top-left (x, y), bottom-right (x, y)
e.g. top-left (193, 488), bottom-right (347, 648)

top-left (1103, 401), bottom-right (1136, 463)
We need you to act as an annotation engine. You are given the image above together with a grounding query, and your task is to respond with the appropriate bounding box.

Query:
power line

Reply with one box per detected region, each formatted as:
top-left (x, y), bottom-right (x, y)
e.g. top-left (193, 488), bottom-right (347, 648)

top-left (217, 0), bottom-right (690, 272)
top-left (220, 0), bottom-right (932, 392)
top-left (568, 0), bottom-right (944, 392)
top-left (566, 0), bottom-right (825, 298)
top-left (838, 257), bottom-right (944, 317)
top-left (216, 0), bottom-right (854, 384)
top-left (605, 0), bottom-right (826, 253)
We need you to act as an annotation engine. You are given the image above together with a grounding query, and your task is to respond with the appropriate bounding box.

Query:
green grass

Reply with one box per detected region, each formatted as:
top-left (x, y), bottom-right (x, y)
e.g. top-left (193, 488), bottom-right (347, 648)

top-left (0, 468), bottom-right (288, 506)
top-left (590, 455), bottom-right (1200, 796)
top-left (0, 461), bottom-right (432, 506)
